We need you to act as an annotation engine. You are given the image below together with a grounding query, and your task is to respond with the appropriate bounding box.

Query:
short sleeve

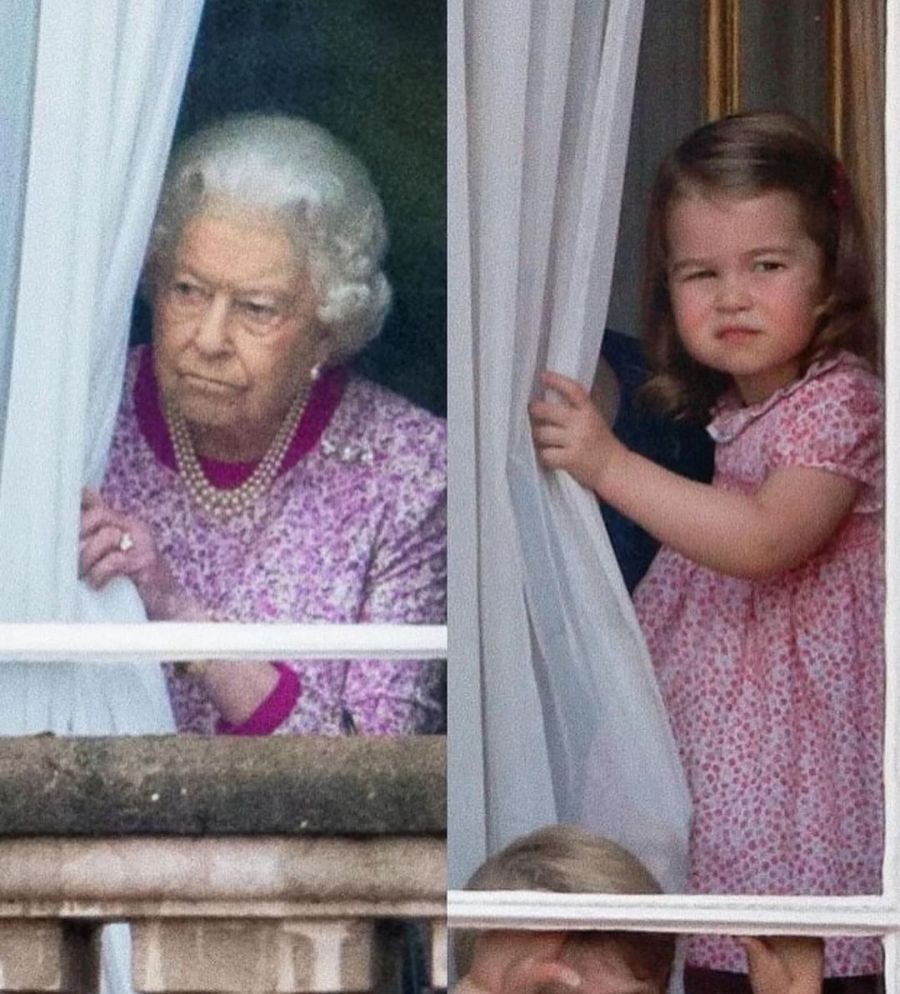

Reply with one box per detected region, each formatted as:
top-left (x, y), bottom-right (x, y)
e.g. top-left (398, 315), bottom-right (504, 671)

top-left (769, 365), bottom-right (883, 510)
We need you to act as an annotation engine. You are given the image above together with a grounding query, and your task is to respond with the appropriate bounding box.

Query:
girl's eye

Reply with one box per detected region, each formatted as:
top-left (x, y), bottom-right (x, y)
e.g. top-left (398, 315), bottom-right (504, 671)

top-left (754, 260), bottom-right (784, 273)
top-left (683, 269), bottom-right (715, 282)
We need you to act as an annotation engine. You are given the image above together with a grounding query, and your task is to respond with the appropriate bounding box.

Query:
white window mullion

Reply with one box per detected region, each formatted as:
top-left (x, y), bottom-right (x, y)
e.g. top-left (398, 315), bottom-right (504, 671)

top-left (885, 933), bottom-right (900, 994)
top-left (448, 891), bottom-right (896, 936)
top-left (883, 0), bottom-right (900, 920)
top-left (0, 622), bottom-right (447, 662)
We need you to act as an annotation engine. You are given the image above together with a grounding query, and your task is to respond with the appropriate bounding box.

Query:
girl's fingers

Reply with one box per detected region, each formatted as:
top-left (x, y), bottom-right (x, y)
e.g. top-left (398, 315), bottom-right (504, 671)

top-left (529, 399), bottom-right (574, 426)
top-left (535, 446), bottom-right (569, 470)
top-left (531, 424), bottom-right (570, 448)
top-left (541, 371), bottom-right (590, 407)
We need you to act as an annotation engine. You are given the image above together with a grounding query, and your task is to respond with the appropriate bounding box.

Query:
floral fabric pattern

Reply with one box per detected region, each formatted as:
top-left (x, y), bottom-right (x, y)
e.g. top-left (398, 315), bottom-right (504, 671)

top-left (102, 346), bottom-right (446, 736)
top-left (634, 352), bottom-right (884, 977)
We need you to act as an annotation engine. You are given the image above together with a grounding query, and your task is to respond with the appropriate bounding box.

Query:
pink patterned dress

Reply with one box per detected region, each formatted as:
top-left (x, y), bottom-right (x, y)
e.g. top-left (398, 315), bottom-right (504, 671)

top-left (633, 351), bottom-right (884, 977)
top-left (102, 346), bottom-right (446, 736)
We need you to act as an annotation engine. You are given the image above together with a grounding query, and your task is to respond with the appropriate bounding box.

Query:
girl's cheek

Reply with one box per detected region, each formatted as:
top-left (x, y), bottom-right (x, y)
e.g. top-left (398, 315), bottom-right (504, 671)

top-left (671, 296), bottom-right (699, 332)
top-left (675, 282), bottom-right (709, 307)
top-left (671, 284), bottom-right (692, 311)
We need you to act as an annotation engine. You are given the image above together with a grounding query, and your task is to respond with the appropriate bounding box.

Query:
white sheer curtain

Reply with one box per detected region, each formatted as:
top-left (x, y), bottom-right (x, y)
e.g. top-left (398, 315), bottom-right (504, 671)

top-left (449, 0), bottom-right (691, 894)
top-left (0, 5), bottom-right (203, 990)
top-left (0, 5), bottom-right (38, 451)
top-left (0, 1), bottom-right (203, 735)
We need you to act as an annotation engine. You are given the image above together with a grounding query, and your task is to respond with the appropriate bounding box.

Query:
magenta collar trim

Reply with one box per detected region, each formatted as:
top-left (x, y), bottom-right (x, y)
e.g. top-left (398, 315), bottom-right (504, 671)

top-left (133, 345), bottom-right (347, 488)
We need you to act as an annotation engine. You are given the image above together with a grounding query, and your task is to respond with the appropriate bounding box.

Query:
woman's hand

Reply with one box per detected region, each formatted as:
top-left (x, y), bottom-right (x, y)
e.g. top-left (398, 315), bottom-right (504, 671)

top-left (79, 489), bottom-right (201, 621)
top-left (740, 937), bottom-right (824, 994)
top-left (80, 489), bottom-right (283, 726)
top-left (529, 371), bottom-right (625, 495)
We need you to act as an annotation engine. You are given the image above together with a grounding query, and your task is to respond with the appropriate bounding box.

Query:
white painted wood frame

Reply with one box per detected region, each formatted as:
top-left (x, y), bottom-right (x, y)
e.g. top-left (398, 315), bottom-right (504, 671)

top-left (0, 623), bottom-right (447, 662)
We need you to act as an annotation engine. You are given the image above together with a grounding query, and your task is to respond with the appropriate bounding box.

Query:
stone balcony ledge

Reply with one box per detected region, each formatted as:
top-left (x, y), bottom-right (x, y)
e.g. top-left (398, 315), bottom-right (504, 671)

top-left (0, 736), bottom-right (445, 836)
top-left (0, 737), bottom-right (447, 992)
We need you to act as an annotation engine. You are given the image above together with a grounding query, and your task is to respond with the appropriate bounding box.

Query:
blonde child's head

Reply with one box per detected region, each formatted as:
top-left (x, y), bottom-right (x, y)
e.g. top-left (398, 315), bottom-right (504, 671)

top-left (641, 110), bottom-right (878, 420)
top-left (454, 824), bottom-right (675, 990)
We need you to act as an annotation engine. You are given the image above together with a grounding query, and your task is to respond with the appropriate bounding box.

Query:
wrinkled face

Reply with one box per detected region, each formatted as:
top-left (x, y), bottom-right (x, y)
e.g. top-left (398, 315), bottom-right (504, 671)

top-left (667, 188), bottom-right (825, 404)
top-left (152, 209), bottom-right (327, 459)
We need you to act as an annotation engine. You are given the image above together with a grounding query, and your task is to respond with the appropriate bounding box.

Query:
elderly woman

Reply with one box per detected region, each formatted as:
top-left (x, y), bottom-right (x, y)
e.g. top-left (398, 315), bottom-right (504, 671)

top-left (78, 114), bottom-right (446, 736)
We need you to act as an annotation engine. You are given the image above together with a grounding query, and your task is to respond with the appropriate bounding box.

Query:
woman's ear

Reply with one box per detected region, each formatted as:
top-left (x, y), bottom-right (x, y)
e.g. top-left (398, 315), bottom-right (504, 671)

top-left (314, 324), bottom-right (334, 369)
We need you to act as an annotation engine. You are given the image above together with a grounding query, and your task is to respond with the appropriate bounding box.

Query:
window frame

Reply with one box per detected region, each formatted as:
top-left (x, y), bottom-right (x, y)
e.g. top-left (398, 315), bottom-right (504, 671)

top-left (0, 623), bottom-right (447, 663)
top-left (446, 0), bottom-right (899, 981)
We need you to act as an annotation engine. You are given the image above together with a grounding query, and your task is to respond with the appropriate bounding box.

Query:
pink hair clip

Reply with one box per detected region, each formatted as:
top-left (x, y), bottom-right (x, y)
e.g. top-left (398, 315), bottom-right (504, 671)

top-left (830, 161), bottom-right (851, 211)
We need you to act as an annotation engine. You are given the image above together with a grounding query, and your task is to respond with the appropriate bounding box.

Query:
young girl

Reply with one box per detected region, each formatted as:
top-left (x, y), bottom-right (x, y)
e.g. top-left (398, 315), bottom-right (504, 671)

top-left (530, 111), bottom-right (884, 989)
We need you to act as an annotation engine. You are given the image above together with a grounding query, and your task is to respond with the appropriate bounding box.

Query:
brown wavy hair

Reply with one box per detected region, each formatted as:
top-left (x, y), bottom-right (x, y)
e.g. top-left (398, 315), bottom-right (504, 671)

top-left (640, 111), bottom-right (878, 421)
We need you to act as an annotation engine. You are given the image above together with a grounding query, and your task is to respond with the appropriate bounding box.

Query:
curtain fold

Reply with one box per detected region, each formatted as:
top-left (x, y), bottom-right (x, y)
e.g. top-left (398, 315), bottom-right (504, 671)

top-left (450, 0), bottom-right (691, 894)
top-left (447, 0), bottom-right (489, 888)
top-left (0, 3), bottom-right (38, 448)
top-left (0, 0), bottom-right (203, 734)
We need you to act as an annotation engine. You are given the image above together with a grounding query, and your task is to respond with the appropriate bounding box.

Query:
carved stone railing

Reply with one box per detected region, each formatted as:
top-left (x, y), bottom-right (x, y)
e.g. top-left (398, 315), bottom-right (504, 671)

top-left (0, 736), bottom-right (446, 993)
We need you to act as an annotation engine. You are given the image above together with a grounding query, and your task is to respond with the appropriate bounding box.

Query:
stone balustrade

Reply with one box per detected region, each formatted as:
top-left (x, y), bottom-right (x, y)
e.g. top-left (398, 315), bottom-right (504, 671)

top-left (0, 736), bottom-right (446, 994)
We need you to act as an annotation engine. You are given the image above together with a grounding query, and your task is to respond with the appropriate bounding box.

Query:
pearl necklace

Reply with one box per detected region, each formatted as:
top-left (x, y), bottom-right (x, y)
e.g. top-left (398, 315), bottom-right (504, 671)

top-left (166, 383), bottom-right (311, 518)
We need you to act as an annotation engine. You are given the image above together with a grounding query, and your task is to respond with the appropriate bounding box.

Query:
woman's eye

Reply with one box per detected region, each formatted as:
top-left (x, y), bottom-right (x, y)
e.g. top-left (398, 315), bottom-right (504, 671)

top-left (754, 260), bottom-right (784, 273)
top-left (683, 269), bottom-right (714, 282)
top-left (170, 281), bottom-right (207, 304)
top-left (236, 299), bottom-right (281, 325)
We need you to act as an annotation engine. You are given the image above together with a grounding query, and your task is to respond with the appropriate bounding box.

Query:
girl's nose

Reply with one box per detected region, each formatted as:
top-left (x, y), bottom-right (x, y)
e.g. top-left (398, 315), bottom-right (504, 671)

top-left (192, 293), bottom-right (232, 354)
top-left (715, 273), bottom-right (751, 310)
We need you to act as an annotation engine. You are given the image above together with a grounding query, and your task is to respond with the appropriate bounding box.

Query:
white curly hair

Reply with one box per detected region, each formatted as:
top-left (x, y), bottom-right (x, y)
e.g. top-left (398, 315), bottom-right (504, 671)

top-left (144, 113), bottom-right (391, 362)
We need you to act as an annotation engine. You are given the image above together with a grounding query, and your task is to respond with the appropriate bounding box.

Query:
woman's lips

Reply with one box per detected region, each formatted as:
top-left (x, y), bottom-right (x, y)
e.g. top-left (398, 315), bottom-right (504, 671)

top-left (180, 372), bottom-right (242, 394)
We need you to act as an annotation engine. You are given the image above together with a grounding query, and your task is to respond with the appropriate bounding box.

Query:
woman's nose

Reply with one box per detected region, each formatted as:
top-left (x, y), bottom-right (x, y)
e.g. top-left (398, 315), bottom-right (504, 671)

top-left (192, 293), bottom-right (232, 354)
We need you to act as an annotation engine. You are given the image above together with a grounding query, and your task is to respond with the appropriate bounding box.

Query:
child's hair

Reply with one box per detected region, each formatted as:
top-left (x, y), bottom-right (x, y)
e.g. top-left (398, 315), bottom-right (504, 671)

top-left (641, 110), bottom-right (878, 420)
top-left (453, 824), bottom-right (675, 986)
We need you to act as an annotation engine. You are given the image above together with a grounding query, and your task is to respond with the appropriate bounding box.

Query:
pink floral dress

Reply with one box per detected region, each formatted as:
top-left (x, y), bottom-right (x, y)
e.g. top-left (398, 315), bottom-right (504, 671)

top-left (634, 352), bottom-right (884, 977)
top-left (102, 346), bottom-right (446, 737)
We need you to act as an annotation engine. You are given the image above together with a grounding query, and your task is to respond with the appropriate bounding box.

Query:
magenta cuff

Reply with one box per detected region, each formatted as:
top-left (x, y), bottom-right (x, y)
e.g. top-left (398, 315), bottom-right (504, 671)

top-left (215, 663), bottom-right (301, 736)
